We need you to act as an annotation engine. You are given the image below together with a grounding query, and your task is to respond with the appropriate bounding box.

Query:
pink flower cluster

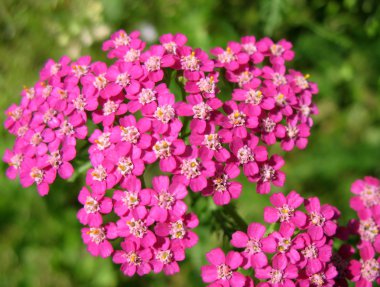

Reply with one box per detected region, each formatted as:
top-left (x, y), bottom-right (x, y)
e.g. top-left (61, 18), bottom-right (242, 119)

top-left (3, 29), bottom-right (320, 279)
top-left (347, 176), bottom-right (380, 286)
top-left (201, 176), bottom-right (380, 287)
top-left (78, 175), bottom-right (198, 276)
top-left (201, 191), bottom-right (341, 287)
top-left (3, 56), bottom-right (91, 195)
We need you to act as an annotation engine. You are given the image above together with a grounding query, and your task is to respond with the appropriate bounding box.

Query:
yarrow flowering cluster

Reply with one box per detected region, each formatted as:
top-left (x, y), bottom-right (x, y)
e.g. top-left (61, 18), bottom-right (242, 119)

top-left (4, 29), bottom-right (321, 278)
top-left (201, 176), bottom-right (380, 287)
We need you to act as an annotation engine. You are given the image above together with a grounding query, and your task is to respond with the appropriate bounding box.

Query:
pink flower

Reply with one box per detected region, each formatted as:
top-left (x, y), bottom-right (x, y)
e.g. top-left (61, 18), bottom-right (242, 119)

top-left (230, 136), bottom-right (268, 177)
top-left (149, 176), bottom-right (188, 222)
top-left (249, 155), bottom-right (286, 194)
top-left (159, 33), bottom-right (187, 55)
top-left (116, 206), bottom-right (156, 248)
top-left (231, 222), bottom-right (276, 269)
top-left (202, 163), bottom-right (242, 205)
top-left (280, 117), bottom-right (310, 151)
top-left (211, 42), bottom-right (249, 71)
top-left (19, 156), bottom-right (55, 196)
top-left (264, 191), bottom-right (307, 228)
top-left (349, 242), bottom-right (380, 286)
top-left (201, 248), bottom-right (246, 287)
top-left (102, 30), bottom-right (141, 57)
top-left (255, 254), bottom-right (298, 287)
top-left (350, 176), bottom-right (380, 212)
top-left (112, 176), bottom-right (151, 217)
top-left (154, 212), bottom-right (199, 248)
top-left (77, 186), bottom-right (113, 226)
top-left (269, 222), bottom-right (301, 264)
top-left (81, 223), bottom-right (117, 258)
top-left (151, 238), bottom-right (185, 275)
top-left (173, 147), bottom-right (216, 192)
top-left (185, 72), bottom-right (219, 99)
top-left (113, 238), bottom-right (152, 276)
top-left (179, 47), bottom-right (214, 81)
top-left (261, 38), bottom-right (295, 65)
top-left (305, 197), bottom-right (338, 240)
top-left (140, 45), bottom-right (175, 82)
top-left (295, 233), bottom-right (333, 272)
top-left (240, 36), bottom-right (266, 63)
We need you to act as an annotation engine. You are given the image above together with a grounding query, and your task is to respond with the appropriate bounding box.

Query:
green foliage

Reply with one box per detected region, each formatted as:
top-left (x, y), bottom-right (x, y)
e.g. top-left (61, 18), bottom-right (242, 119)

top-left (0, 0), bottom-right (379, 286)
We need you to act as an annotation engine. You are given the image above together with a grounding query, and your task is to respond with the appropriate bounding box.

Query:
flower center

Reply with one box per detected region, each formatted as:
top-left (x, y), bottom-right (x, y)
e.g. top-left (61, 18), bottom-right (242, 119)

top-left (120, 125), bottom-right (140, 143)
top-left (145, 56), bottom-right (161, 71)
top-left (114, 31), bottom-right (130, 47)
top-left (153, 139), bottom-right (172, 159)
top-left (361, 258), bottom-right (380, 282)
top-left (126, 219), bottom-right (147, 238)
top-left (245, 239), bottom-right (262, 254)
top-left (300, 105), bottom-right (311, 117)
top-left (156, 250), bottom-right (173, 264)
top-left (9, 154), bottom-right (23, 169)
top-left (124, 49), bottom-right (141, 62)
top-left (228, 110), bottom-right (246, 127)
top-left (245, 89), bottom-right (263, 105)
top-left (359, 218), bottom-right (379, 242)
top-left (192, 102), bottom-right (212, 120)
top-left (8, 107), bottom-right (23, 121)
top-left (360, 185), bottom-right (380, 207)
top-left (42, 85), bottom-right (52, 98)
top-left (275, 93), bottom-right (287, 106)
top-left (125, 251), bottom-right (142, 266)
top-left (242, 43), bottom-right (257, 55)
top-left (30, 167), bottom-right (44, 184)
top-left (84, 196), bottom-right (100, 213)
top-left (203, 133), bottom-right (221, 150)
top-left (302, 244), bottom-right (318, 259)
top-left (91, 165), bottom-right (107, 181)
top-left (238, 71), bottom-right (253, 87)
top-left (103, 100), bottom-right (119, 116)
top-left (50, 64), bottom-right (61, 76)
top-left (270, 269), bottom-right (284, 284)
top-left (154, 105), bottom-right (175, 124)
top-left (277, 237), bottom-right (292, 253)
top-left (309, 212), bottom-right (326, 227)
top-left (197, 76), bottom-right (215, 94)
top-left (117, 157), bottom-right (134, 175)
top-left (272, 73), bottom-right (287, 86)
top-left (261, 117), bottom-right (276, 133)
top-left (277, 204), bottom-right (295, 222)
top-left (260, 164), bottom-right (276, 182)
top-left (94, 74), bottom-right (107, 90)
top-left (309, 273), bottom-right (326, 287)
top-left (94, 132), bottom-right (111, 150)
top-left (59, 120), bottom-right (74, 136)
top-left (72, 65), bottom-right (88, 77)
top-left (87, 227), bottom-right (106, 244)
top-left (286, 125), bottom-right (299, 139)
top-left (170, 220), bottom-right (187, 239)
top-left (180, 52), bottom-right (200, 71)
top-left (270, 44), bottom-right (285, 56)
top-left (213, 174), bottom-right (228, 192)
top-left (138, 88), bottom-right (156, 105)
top-left (157, 191), bottom-right (175, 209)
top-left (237, 145), bottom-right (254, 164)
top-left (73, 95), bottom-right (87, 111)
top-left (218, 47), bottom-right (236, 63)
top-left (122, 191), bottom-right (139, 209)
top-left (30, 132), bottom-right (43, 146)
top-left (217, 264), bottom-right (232, 280)
top-left (116, 73), bottom-right (131, 87)
top-left (296, 75), bottom-right (309, 90)
top-left (180, 158), bottom-right (201, 179)
top-left (48, 151), bottom-right (62, 168)
top-left (163, 41), bottom-right (177, 54)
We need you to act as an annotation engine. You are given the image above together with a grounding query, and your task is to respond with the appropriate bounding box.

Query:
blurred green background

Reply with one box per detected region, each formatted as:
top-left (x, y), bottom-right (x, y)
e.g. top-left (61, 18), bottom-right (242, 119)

top-left (1, 0), bottom-right (380, 286)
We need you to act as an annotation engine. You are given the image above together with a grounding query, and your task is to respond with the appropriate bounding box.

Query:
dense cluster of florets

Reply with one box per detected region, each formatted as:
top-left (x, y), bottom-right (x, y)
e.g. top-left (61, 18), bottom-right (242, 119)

top-left (3, 29), bottom-right (322, 278)
top-left (201, 177), bottom-right (380, 287)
